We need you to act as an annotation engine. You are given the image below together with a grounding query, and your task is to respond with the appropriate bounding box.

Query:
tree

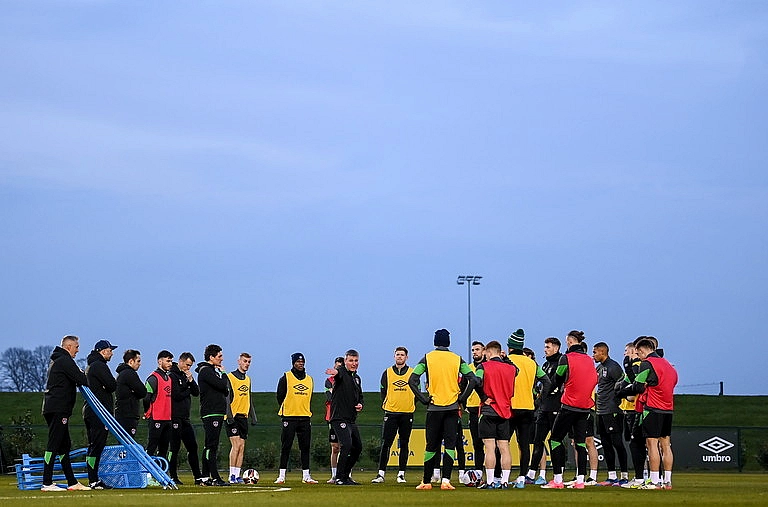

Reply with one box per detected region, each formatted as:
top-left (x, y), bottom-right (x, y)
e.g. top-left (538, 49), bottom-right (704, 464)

top-left (29, 345), bottom-right (52, 392)
top-left (0, 345), bottom-right (55, 392)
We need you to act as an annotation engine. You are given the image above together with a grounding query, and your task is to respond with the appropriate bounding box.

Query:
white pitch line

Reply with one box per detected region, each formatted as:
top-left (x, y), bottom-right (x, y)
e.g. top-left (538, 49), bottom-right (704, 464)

top-left (0, 486), bottom-right (292, 500)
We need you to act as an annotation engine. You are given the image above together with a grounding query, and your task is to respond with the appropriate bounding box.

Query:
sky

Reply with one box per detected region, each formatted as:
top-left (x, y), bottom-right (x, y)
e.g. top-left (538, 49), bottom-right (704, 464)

top-left (1, 1), bottom-right (766, 395)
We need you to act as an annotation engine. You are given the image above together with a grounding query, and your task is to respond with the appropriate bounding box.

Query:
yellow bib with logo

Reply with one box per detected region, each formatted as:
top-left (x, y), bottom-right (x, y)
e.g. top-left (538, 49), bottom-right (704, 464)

top-left (227, 372), bottom-right (251, 416)
top-left (382, 366), bottom-right (415, 413)
top-left (278, 371), bottom-right (313, 417)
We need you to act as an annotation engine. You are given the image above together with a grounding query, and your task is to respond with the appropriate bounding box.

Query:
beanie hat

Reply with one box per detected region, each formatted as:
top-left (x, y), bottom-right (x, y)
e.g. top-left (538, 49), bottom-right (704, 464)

top-left (291, 352), bottom-right (305, 364)
top-left (507, 329), bottom-right (525, 350)
top-left (434, 329), bottom-right (450, 347)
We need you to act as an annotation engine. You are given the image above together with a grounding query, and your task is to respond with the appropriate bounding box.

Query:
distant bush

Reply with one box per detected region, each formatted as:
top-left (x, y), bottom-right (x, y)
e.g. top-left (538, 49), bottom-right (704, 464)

top-left (755, 442), bottom-right (768, 470)
top-left (6, 410), bottom-right (42, 459)
top-left (311, 436), bottom-right (330, 468)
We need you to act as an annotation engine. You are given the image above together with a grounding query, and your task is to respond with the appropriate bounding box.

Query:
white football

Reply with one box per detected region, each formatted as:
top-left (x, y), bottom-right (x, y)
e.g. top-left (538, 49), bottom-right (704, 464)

top-left (242, 469), bottom-right (260, 484)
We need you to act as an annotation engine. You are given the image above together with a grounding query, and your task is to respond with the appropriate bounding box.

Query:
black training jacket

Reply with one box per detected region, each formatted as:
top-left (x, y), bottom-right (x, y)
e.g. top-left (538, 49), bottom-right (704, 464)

top-left (43, 346), bottom-right (88, 416)
top-left (83, 349), bottom-right (117, 419)
top-left (114, 362), bottom-right (147, 420)
top-left (195, 361), bottom-right (230, 417)
top-left (170, 362), bottom-right (199, 421)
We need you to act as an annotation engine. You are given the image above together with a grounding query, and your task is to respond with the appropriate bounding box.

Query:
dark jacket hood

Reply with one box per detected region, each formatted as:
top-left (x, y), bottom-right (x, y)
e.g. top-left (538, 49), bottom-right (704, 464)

top-left (195, 361), bottom-right (213, 374)
top-left (116, 363), bottom-right (133, 374)
top-left (87, 349), bottom-right (105, 365)
top-left (50, 346), bottom-right (70, 362)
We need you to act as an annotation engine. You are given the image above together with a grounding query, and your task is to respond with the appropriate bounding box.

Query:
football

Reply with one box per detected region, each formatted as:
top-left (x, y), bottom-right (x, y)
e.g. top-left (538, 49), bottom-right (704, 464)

top-left (242, 469), bottom-right (259, 484)
top-left (463, 469), bottom-right (482, 486)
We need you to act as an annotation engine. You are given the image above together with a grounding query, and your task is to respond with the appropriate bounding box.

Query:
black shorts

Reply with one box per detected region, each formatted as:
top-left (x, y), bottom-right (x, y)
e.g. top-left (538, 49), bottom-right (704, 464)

top-left (567, 410), bottom-right (594, 439)
top-left (597, 412), bottom-right (624, 436)
top-left (478, 414), bottom-right (510, 441)
top-left (641, 410), bottom-right (673, 439)
top-left (328, 423), bottom-right (337, 443)
top-left (226, 416), bottom-right (249, 439)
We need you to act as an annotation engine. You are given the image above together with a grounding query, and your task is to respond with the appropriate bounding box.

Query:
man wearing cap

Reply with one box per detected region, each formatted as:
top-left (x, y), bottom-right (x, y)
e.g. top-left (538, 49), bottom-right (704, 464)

top-left (144, 350), bottom-right (174, 464)
top-left (83, 339), bottom-right (118, 490)
top-left (371, 346), bottom-right (414, 484)
top-left (506, 329), bottom-right (551, 488)
top-left (275, 352), bottom-right (316, 484)
top-left (409, 329), bottom-right (477, 490)
top-left (115, 349), bottom-right (146, 437)
top-left (40, 335), bottom-right (90, 491)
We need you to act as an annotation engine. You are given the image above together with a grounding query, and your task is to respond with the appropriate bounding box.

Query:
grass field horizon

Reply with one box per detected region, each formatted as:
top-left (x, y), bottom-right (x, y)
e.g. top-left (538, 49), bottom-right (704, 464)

top-left (1, 472), bottom-right (767, 506)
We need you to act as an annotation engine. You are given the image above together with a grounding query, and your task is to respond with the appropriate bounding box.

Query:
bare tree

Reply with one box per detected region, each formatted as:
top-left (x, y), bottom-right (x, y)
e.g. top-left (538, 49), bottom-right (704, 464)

top-left (30, 345), bottom-right (53, 392)
top-left (0, 347), bottom-right (34, 391)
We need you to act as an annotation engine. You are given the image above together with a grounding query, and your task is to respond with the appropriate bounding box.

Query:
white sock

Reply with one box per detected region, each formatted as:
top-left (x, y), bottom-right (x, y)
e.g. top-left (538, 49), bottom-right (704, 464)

top-left (501, 470), bottom-right (510, 483)
top-left (485, 468), bottom-right (494, 484)
top-left (441, 477), bottom-right (450, 484)
top-left (621, 472), bottom-right (629, 480)
top-left (663, 470), bottom-right (672, 484)
top-left (278, 468), bottom-right (286, 479)
top-left (516, 475), bottom-right (525, 484)
top-left (331, 467), bottom-right (337, 478)
top-left (458, 469), bottom-right (464, 477)
top-left (433, 468), bottom-right (440, 477)
top-left (229, 467), bottom-right (235, 476)
top-left (526, 469), bottom-right (536, 479)
top-left (650, 471), bottom-right (660, 484)
top-left (397, 471), bottom-right (404, 477)
top-left (234, 467), bottom-right (241, 477)
top-left (589, 469), bottom-right (597, 481)
top-left (577, 474), bottom-right (584, 484)
top-left (608, 471), bottom-right (617, 480)
top-left (302, 469), bottom-right (310, 479)
top-left (539, 469), bottom-right (546, 478)
top-left (554, 473), bottom-right (563, 483)
top-left (378, 470), bottom-right (385, 477)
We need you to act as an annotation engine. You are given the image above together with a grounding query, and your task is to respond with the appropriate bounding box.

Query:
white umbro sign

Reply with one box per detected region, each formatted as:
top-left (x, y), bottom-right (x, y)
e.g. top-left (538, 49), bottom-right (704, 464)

top-left (698, 436), bottom-right (735, 462)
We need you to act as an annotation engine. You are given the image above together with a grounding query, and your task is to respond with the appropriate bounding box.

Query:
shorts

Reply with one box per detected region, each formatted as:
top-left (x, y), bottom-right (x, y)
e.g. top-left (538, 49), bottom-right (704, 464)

top-left (568, 410), bottom-right (594, 439)
top-left (478, 414), bottom-right (511, 441)
top-left (328, 423), bottom-right (337, 443)
top-left (597, 412), bottom-right (624, 436)
top-left (226, 416), bottom-right (249, 439)
top-left (641, 410), bottom-right (673, 439)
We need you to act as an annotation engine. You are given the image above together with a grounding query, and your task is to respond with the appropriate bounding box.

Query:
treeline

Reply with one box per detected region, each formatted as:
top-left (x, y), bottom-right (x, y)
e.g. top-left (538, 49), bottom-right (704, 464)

top-left (0, 345), bottom-right (57, 392)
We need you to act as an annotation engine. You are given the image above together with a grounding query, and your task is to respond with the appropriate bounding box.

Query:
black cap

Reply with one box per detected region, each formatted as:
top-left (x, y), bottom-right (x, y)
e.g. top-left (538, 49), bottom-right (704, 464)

top-left (94, 339), bottom-right (117, 351)
top-left (291, 352), bottom-right (305, 364)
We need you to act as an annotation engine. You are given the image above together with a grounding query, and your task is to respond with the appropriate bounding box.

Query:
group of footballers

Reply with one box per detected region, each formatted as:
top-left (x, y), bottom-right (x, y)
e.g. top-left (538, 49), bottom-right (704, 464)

top-left (367, 327), bottom-right (678, 491)
top-left (38, 327), bottom-right (677, 492)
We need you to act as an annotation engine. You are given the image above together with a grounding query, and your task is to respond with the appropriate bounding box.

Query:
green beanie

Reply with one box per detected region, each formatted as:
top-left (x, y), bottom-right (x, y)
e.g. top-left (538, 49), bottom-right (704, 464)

top-left (508, 329), bottom-right (525, 350)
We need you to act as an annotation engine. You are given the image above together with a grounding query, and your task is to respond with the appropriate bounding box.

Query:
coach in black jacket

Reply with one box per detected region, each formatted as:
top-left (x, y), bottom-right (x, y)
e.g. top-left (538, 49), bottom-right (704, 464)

top-left (195, 344), bottom-right (230, 486)
top-left (114, 349), bottom-right (147, 437)
top-left (168, 352), bottom-right (202, 484)
top-left (83, 339), bottom-right (118, 489)
top-left (41, 335), bottom-right (89, 491)
top-left (325, 349), bottom-right (364, 486)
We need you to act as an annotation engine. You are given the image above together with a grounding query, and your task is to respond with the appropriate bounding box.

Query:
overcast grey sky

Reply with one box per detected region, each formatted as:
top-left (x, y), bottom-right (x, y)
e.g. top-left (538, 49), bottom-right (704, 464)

top-left (2, 1), bottom-right (766, 395)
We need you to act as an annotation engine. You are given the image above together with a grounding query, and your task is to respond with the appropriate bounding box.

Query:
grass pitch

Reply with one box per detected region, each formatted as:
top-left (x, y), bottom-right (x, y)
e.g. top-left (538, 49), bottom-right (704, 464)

top-left (1, 472), bottom-right (766, 506)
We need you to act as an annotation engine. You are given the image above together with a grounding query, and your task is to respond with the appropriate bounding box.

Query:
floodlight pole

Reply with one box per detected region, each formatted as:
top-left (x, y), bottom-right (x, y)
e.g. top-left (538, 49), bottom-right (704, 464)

top-left (457, 275), bottom-right (482, 359)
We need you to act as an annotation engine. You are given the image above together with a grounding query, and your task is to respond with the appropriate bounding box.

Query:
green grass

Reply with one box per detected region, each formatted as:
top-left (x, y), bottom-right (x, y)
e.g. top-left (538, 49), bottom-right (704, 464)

top-left (1, 472), bottom-right (767, 506)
